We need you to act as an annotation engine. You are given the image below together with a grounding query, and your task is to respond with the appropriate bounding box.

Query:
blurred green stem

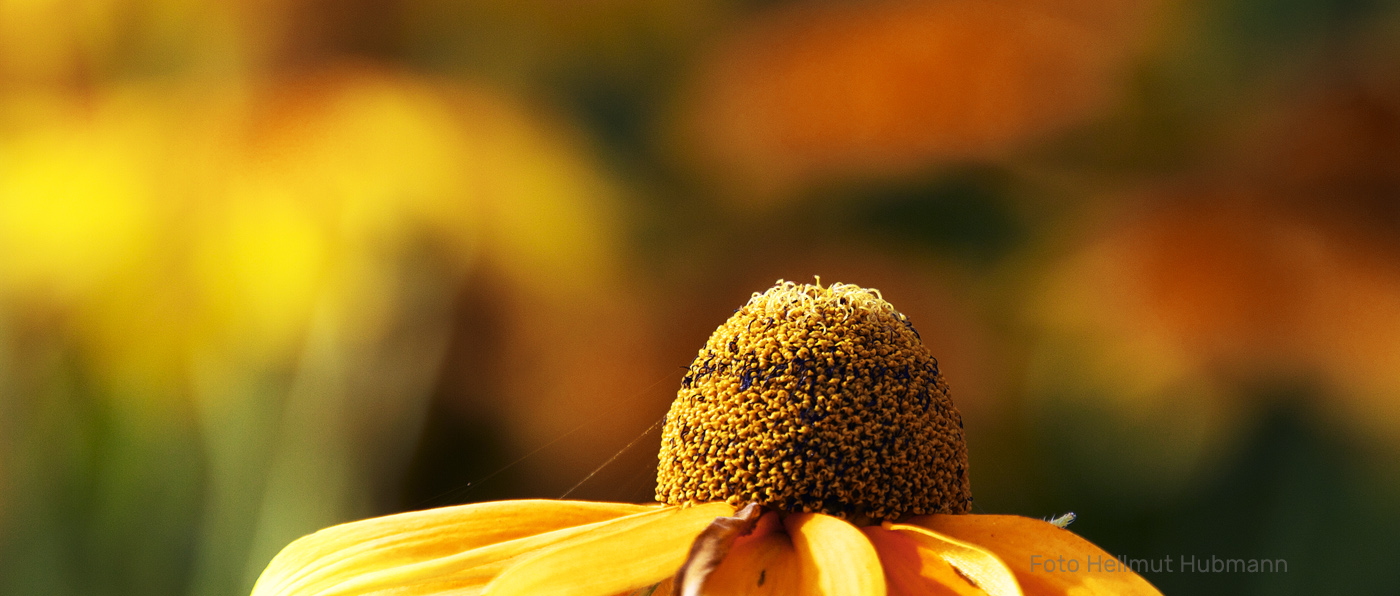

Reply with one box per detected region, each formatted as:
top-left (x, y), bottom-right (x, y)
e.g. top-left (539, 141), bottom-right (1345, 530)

top-left (190, 256), bottom-right (458, 596)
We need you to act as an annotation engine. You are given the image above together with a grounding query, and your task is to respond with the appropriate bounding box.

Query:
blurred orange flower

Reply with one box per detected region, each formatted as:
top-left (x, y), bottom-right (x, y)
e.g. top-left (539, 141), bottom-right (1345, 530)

top-left (682, 0), bottom-right (1157, 202)
top-left (1029, 189), bottom-right (1400, 500)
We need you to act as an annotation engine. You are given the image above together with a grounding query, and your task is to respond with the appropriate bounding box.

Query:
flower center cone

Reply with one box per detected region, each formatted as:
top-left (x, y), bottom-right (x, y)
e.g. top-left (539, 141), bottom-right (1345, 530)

top-left (656, 280), bottom-right (971, 521)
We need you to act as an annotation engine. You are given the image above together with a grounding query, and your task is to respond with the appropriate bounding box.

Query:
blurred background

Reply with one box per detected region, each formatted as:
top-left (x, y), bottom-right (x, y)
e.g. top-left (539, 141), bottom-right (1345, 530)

top-left (1, 0), bottom-right (1398, 594)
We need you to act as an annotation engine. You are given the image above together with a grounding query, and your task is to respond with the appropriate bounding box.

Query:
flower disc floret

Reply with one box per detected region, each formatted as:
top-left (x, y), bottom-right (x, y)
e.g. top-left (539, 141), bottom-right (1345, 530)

top-left (656, 280), bottom-right (971, 520)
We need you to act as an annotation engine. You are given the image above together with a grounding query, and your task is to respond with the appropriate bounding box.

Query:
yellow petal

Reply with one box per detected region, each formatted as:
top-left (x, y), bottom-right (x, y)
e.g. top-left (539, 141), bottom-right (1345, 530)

top-left (360, 580), bottom-right (485, 596)
top-left (885, 524), bottom-right (1020, 596)
top-left (784, 513), bottom-right (885, 596)
top-left (485, 502), bottom-right (736, 596)
top-left (862, 527), bottom-right (987, 596)
top-left (253, 500), bottom-right (657, 596)
top-left (907, 515), bottom-right (1163, 596)
top-left (703, 512), bottom-right (802, 596)
top-left (318, 504), bottom-right (704, 596)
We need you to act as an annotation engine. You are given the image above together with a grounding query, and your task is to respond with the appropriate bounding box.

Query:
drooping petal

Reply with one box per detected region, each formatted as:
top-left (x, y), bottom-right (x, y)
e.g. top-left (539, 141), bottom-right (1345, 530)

top-left (676, 503), bottom-right (765, 596)
top-left (862, 527), bottom-right (988, 596)
top-left (485, 502), bottom-right (736, 596)
top-left (784, 513), bottom-right (885, 596)
top-left (885, 524), bottom-right (1020, 596)
top-left (907, 515), bottom-right (1163, 596)
top-left (254, 500), bottom-right (658, 596)
top-left (702, 512), bottom-right (802, 596)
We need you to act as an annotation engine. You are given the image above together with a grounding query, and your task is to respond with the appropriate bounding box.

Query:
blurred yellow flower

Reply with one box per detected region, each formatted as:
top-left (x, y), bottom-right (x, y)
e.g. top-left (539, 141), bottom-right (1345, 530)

top-left (0, 63), bottom-right (629, 391)
top-left (192, 193), bottom-right (331, 362)
top-left (240, 68), bottom-right (476, 251)
top-left (0, 99), bottom-right (161, 303)
top-left (234, 65), bottom-right (624, 304)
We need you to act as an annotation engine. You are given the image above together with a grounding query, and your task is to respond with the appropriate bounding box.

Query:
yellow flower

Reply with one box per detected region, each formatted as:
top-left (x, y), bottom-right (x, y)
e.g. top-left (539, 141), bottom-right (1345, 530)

top-left (251, 281), bottom-right (1162, 596)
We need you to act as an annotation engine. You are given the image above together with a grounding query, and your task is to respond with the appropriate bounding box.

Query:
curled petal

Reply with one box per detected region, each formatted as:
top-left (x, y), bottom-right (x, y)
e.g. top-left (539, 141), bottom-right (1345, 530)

top-left (702, 512), bottom-right (801, 595)
top-left (676, 503), bottom-right (765, 596)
